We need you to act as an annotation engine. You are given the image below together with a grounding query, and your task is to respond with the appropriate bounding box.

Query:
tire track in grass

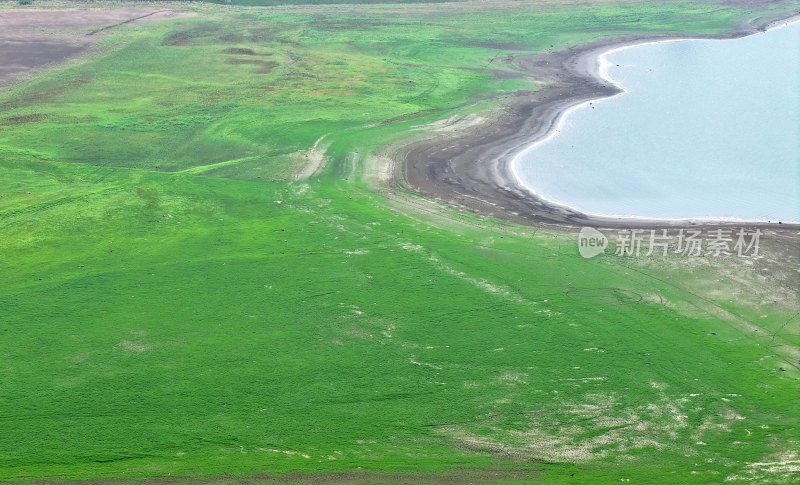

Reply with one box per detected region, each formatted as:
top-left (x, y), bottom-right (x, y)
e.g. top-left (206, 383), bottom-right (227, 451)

top-left (177, 155), bottom-right (265, 175)
top-left (615, 261), bottom-right (800, 369)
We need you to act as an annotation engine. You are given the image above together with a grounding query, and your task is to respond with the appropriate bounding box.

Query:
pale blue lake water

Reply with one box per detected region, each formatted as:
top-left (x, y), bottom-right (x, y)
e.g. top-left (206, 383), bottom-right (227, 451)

top-left (513, 20), bottom-right (800, 222)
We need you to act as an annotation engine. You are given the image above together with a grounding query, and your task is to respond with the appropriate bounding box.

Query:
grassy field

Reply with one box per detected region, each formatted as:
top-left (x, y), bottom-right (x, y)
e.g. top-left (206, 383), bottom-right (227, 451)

top-left (1, 0), bottom-right (799, 483)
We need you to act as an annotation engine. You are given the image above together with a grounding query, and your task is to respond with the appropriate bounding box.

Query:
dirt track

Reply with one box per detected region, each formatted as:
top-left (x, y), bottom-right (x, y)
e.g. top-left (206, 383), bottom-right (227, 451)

top-left (2, 468), bottom-right (541, 485)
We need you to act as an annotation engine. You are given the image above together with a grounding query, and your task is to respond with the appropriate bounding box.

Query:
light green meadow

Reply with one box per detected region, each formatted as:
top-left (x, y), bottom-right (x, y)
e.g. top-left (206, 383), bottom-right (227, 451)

top-left (0, 1), bottom-right (798, 483)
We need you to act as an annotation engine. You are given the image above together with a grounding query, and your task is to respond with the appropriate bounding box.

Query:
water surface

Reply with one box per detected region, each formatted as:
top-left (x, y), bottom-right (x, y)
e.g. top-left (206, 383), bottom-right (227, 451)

top-left (513, 20), bottom-right (800, 222)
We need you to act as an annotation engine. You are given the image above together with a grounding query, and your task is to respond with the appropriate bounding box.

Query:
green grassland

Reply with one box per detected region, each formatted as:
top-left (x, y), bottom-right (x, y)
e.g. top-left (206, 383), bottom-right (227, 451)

top-left (1, 0), bottom-right (799, 483)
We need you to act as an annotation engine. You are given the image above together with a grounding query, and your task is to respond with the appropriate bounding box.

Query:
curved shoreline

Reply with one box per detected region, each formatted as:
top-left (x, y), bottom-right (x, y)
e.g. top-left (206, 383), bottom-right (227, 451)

top-left (509, 18), bottom-right (800, 225)
top-left (401, 12), bottom-right (800, 230)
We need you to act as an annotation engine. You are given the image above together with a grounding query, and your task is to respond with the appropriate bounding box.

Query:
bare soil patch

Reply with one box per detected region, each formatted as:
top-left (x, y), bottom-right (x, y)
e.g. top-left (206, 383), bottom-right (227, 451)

top-left (222, 47), bottom-right (268, 56)
top-left (0, 8), bottom-right (192, 85)
top-left (161, 23), bottom-right (223, 46)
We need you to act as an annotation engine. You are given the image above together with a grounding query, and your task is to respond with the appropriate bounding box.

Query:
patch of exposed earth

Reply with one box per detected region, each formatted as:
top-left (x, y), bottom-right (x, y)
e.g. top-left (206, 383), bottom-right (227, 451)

top-left (0, 8), bottom-right (193, 85)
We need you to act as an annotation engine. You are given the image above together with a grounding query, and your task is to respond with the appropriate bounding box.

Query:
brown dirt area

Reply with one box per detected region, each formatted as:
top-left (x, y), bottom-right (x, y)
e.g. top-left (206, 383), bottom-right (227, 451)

top-left (0, 8), bottom-right (193, 85)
